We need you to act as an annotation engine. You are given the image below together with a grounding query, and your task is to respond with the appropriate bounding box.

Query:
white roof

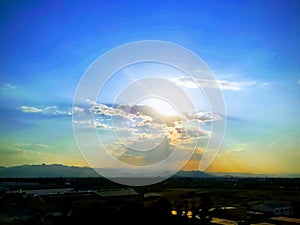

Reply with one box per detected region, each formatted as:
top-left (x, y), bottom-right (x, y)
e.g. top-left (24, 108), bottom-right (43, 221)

top-left (95, 188), bottom-right (139, 197)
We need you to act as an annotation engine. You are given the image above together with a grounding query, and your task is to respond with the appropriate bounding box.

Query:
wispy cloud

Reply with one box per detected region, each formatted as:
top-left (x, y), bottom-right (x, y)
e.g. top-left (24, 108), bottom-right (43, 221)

top-left (184, 111), bottom-right (221, 122)
top-left (72, 106), bottom-right (84, 113)
top-left (0, 83), bottom-right (16, 91)
top-left (20, 106), bottom-right (71, 116)
top-left (20, 106), bottom-right (43, 113)
top-left (226, 144), bottom-right (248, 153)
top-left (217, 79), bottom-right (256, 91)
top-left (265, 138), bottom-right (287, 149)
top-left (94, 121), bottom-right (113, 130)
top-left (9, 143), bottom-right (51, 152)
top-left (262, 82), bottom-right (270, 87)
top-left (170, 76), bottom-right (259, 91)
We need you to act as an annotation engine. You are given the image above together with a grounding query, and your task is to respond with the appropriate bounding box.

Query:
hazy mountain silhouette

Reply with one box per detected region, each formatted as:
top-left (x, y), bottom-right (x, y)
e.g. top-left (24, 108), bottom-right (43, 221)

top-left (210, 172), bottom-right (300, 178)
top-left (174, 170), bottom-right (213, 178)
top-left (0, 164), bottom-right (213, 178)
top-left (0, 164), bottom-right (99, 178)
top-left (2, 164), bottom-right (296, 178)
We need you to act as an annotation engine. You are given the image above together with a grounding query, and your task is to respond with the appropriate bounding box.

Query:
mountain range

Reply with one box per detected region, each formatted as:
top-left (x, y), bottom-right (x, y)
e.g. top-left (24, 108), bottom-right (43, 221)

top-left (0, 164), bottom-right (298, 178)
top-left (0, 164), bottom-right (213, 178)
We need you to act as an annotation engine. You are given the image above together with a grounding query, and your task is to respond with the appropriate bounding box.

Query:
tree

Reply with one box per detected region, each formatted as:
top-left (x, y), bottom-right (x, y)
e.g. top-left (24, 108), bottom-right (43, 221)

top-left (199, 193), bottom-right (213, 224)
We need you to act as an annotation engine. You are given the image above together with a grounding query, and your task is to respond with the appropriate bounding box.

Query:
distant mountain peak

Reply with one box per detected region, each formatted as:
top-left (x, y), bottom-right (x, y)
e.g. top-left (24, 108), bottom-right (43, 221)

top-left (0, 164), bottom-right (212, 178)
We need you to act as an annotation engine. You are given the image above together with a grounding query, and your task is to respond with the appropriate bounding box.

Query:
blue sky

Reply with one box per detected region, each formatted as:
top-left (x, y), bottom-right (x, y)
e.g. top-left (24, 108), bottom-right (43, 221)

top-left (0, 0), bottom-right (299, 174)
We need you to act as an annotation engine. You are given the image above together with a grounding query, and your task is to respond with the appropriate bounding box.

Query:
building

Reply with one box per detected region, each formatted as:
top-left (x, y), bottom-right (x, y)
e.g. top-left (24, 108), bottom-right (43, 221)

top-left (252, 202), bottom-right (294, 216)
top-left (94, 187), bottom-right (143, 201)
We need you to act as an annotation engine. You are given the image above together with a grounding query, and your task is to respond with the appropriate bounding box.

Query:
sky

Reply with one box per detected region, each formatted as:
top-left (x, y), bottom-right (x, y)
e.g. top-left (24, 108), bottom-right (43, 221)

top-left (0, 0), bottom-right (299, 176)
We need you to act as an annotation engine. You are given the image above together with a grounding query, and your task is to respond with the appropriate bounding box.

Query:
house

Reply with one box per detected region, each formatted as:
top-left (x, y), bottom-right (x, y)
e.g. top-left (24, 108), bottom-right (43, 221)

top-left (94, 187), bottom-right (143, 201)
top-left (252, 202), bottom-right (293, 216)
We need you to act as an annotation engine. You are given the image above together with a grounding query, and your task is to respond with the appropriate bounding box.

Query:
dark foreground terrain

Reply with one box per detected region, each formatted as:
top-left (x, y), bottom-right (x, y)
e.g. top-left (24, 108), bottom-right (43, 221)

top-left (0, 176), bottom-right (300, 225)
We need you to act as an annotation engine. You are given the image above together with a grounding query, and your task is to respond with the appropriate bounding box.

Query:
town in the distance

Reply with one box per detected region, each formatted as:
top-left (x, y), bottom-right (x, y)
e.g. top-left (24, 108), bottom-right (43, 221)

top-left (0, 164), bottom-right (299, 225)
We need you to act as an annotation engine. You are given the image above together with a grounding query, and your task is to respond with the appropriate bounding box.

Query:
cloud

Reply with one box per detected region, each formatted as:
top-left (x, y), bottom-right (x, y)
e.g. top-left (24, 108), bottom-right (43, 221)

top-left (106, 144), bottom-right (145, 166)
top-left (0, 83), bottom-right (16, 91)
top-left (20, 105), bottom-right (71, 116)
top-left (74, 102), bottom-right (214, 167)
top-left (90, 103), bottom-right (213, 138)
top-left (89, 103), bottom-right (212, 151)
top-left (9, 143), bottom-right (51, 152)
top-left (35, 144), bottom-right (51, 148)
top-left (42, 106), bottom-right (71, 116)
top-left (103, 118), bottom-right (209, 167)
top-left (90, 103), bottom-right (218, 127)
top-left (298, 80), bottom-right (300, 85)
top-left (72, 106), bottom-right (84, 113)
top-left (264, 138), bottom-right (287, 149)
top-left (170, 76), bottom-right (257, 91)
top-left (90, 103), bottom-right (126, 117)
top-left (94, 121), bottom-right (113, 130)
top-left (170, 77), bottom-right (199, 88)
top-left (72, 119), bottom-right (95, 127)
top-left (184, 111), bottom-right (221, 122)
top-left (84, 98), bottom-right (97, 105)
top-left (167, 122), bottom-right (210, 149)
top-left (20, 106), bottom-right (43, 113)
top-left (225, 144), bottom-right (248, 153)
top-left (104, 138), bottom-right (173, 167)
top-left (90, 104), bottom-right (156, 130)
top-left (106, 145), bottom-right (127, 158)
top-left (262, 82), bottom-right (270, 87)
top-left (217, 79), bottom-right (256, 91)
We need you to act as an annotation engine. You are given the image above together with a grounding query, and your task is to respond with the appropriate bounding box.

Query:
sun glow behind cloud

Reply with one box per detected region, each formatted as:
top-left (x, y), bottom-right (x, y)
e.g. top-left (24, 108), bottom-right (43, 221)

top-left (0, 0), bottom-right (299, 176)
top-left (140, 97), bottom-right (178, 116)
top-left (71, 101), bottom-right (216, 170)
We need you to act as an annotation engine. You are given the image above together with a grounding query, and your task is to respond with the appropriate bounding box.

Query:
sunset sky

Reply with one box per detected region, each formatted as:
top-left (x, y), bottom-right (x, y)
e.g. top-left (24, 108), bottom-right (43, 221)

top-left (0, 0), bottom-right (299, 175)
